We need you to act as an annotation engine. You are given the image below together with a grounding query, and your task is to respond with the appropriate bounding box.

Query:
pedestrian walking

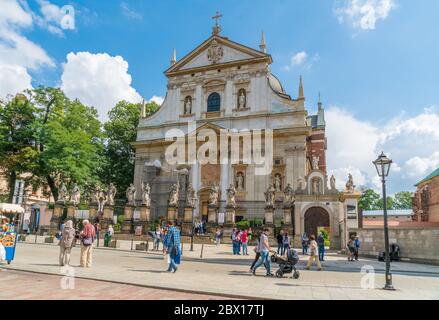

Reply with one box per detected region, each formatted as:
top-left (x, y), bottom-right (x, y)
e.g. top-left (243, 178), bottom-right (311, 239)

top-left (347, 236), bottom-right (356, 261)
top-left (154, 226), bottom-right (162, 251)
top-left (58, 220), bottom-right (75, 266)
top-left (241, 229), bottom-right (249, 255)
top-left (305, 235), bottom-right (322, 271)
top-left (277, 230), bottom-right (284, 254)
top-left (215, 228), bottom-right (222, 246)
top-left (301, 232), bottom-right (309, 255)
top-left (354, 236), bottom-right (361, 261)
top-left (231, 228), bottom-right (240, 255)
top-left (79, 219), bottom-right (96, 268)
top-left (282, 232), bottom-right (290, 256)
top-left (163, 221), bottom-right (181, 273)
top-left (93, 220), bottom-right (101, 246)
top-left (251, 228), bottom-right (273, 276)
top-left (317, 232), bottom-right (325, 261)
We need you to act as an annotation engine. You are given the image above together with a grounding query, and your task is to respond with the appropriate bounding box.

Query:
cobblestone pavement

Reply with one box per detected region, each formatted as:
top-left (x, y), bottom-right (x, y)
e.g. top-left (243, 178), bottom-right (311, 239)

top-left (1, 242), bottom-right (439, 300)
top-left (0, 269), bottom-right (236, 300)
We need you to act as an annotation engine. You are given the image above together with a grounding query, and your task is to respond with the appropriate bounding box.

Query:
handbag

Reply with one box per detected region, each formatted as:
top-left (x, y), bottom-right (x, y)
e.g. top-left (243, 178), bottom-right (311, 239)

top-left (82, 236), bottom-right (93, 246)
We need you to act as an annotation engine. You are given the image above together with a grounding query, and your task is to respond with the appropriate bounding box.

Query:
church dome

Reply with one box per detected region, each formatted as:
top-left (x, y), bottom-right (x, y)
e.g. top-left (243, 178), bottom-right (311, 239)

top-left (268, 73), bottom-right (286, 94)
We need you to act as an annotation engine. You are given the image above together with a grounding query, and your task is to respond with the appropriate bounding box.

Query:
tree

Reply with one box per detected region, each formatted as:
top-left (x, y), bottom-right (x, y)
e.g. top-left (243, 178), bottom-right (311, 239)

top-left (376, 196), bottom-right (395, 210)
top-left (102, 100), bottom-right (159, 201)
top-left (358, 189), bottom-right (380, 211)
top-left (0, 95), bottom-right (39, 202)
top-left (393, 191), bottom-right (413, 209)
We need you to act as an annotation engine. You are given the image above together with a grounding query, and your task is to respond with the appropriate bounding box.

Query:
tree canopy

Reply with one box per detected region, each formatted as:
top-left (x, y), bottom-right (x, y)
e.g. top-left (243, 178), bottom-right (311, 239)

top-left (359, 189), bottom-right (413, 211)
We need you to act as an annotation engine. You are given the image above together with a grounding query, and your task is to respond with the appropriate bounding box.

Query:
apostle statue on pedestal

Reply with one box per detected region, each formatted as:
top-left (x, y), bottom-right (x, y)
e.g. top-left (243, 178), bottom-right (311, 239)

top-left (141, 182), bottom-right (151, 207)
top-left (126, 183), bottom-right (136, 206)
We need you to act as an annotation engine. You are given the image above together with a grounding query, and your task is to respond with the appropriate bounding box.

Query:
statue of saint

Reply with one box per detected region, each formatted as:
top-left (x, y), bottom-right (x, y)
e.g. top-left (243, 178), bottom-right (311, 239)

top-left (141, 182), bottom-right (151, 207)
top-left (58, 183), bottom-right (68, 202)
top-left (186, 183), bottom-right (196, 208)
top-left (274, 174), bottom-right (282, 192)
top-left (168, 182), bottom-right (179, 207)
top-left (345, 173), bottom-right (355, 193)
top-left (184, 97), bottom-right (192, 114)
top-left (238, 90), bottom-right (246, 109)
top-left (312, 155), bottom-right (320, 170)
top-left (70, 183), bottom-right (80, 206)
top-left (208, 183), bottom-right (219, 206)
top-left (236, 172), bottom-right (244, 190)
top-left (312, 178), bottom-right (321, 195)
top-left (126, 183), bottom-right (136, 206)
top-left (226, 184), bottom-right (237, 207)
top-left (297, 177), bottom-right (306, 191)
top-left (283, 183), bottom-right (295, 204)
top-left (264, 184), bottom-right (276, 207)
top-left (107, 183), bottom-right (117, 206)
top-left (330, 175), bottom-right (336, 190)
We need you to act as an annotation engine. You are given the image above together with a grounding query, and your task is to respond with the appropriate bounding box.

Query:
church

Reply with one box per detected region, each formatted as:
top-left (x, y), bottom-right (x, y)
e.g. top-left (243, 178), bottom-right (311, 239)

top-left (132, 16), bottom-right (360, 249)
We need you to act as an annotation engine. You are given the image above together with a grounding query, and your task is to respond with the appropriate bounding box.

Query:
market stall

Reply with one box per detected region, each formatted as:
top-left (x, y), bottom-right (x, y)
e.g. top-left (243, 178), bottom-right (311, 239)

top-left (0, 204), bottom-right (24, 264)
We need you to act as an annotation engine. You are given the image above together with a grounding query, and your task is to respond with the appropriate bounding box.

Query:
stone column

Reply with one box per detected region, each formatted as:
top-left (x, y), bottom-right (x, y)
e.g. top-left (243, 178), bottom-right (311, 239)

top-left (264, 205), bottom-right (275, 235)
top-left (135, 205), bottom-right (150, 234)
top-left (207, 204), bottom-right (218, 233)
top-left (100, 205), bottom-right (114, 230)
top-left (50, 203), bottom-right (64, 234)
top-left (122, 205), bottom-right (135, 234)
top-left (167, 205), bottom-right (177, 224)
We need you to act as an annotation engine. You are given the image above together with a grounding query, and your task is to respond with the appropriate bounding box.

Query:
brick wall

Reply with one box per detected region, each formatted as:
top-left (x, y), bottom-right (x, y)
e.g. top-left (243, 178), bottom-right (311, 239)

top-left (352, 227), bottom-right (439, 265)
top-left (307, 129), bottom-right (327, 174)
top-left (428, 177), bottom-right (439, 222)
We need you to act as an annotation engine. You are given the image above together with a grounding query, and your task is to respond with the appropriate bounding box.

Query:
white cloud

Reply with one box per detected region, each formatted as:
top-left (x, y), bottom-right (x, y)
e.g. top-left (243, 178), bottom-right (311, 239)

top-left (326, 106), bottom-right (439, 193)
top-left (148, 96), bottom-right (164, 105)
top-left (60, 52), bottom-right (142, 121)
top-left (121, 2), bottom-right (143, 20)
top-left (0, 0), bottom-right (55, 98)
top-left (334, 0), bottom-right (397, 30)
top-left (282, 51), bottom-right (319, 72)
top-left (34, 0), bottom-right (75, 36)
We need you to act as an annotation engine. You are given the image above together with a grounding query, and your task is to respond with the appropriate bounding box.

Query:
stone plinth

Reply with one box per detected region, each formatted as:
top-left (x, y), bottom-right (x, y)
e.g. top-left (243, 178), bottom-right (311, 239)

top-left (49, 203), bottom-right (64, 234)
top-left (283, 207), bottom-right (292, 225)
top-left (264, 206), bottom-right (274, 225)
top-left (182, 223), bottom-right (193, 236)
top-left (208, 206), bottom-right (218, 224)
top-left (100, 205), bottom-right (114, 230)
top-left (88, 206), bottom-right (98, 222)
top-left (184, 207), bottom-right (194, 223)
top-left (122, 205), bottom-right (135, 234)
top-left (139, 206), bottom-right (151, 223)
top-left (67, 205), bottom-right (76, 220)
top-left (167, 206), bottom-right (177, 223)
top-left (225, 206), bottom-right (236, 225)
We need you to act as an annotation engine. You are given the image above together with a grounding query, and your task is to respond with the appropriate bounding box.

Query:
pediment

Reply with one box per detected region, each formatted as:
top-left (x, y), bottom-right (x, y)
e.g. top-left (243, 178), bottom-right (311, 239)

top-left (166, 35), bottom-right (272, 76)
top-left (187, 122), bottom-right (225, 136)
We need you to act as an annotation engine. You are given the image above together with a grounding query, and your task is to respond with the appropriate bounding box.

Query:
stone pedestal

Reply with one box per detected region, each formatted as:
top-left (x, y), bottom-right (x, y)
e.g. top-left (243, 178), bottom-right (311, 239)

top-left (167, 206), bottom-right (177, 223)
top-left (282, 206), bottom-right (294, 235)
top-left (49, 203), bottom-right (64, 234)
top-left (89, 205), bottom-right (98, 222)
top-left (264, 206), bottom-right (274, 225)
top-left (122, 205), bottom-right (135, 234)
top-left (136, 206), bottom-right (150, 234)
top-left (208, 206), bottom-right (218, 224)
top-left (100, 205), bottom-right (114, 230)
top-left (182, 207), bottom-right (194, 236)
top-left (67, 205), bottom-right (76, 220)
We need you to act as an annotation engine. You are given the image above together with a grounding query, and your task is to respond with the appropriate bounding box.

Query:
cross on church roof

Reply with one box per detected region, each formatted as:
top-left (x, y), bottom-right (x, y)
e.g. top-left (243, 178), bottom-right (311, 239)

top-left (212, 11), bottom-right (222, 35)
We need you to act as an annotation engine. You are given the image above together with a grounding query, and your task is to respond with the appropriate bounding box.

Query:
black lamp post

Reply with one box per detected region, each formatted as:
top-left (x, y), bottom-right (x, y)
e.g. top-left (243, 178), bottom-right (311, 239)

top-left (190, 197), bottom-right (197, 252)
top-left (373, 152), bottom-right (395, 291)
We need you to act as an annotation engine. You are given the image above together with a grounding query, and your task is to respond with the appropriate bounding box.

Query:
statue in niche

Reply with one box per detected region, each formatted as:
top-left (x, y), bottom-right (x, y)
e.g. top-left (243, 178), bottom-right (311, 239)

top-left (264, 184), bottom-right (276, 207)
top-left (58, 183), bottom-right (68, 203)
top-left (345, 173), bottom-right (355, 193)
top-left (330, 175), bottom-right (336, 190)
top-left (70, 183), bottom-right (80, 206)
top-left (274, 174), bottom-right (282, 192)
top-left (283, 183), bottom-right (295, 205)
top-left (226, 184), bottom-right (237, 207)
top-left (141, 182), bottom-right (151, 207)
top-left (107, 183), bottom-right (117, 206)
top-left (126, 183), bottom-right (136, 206)
top-left (186, 183), bottom-right (196, 208)
top-left (184, 96), bottom-right (192, 114)
top-left (236, 172), bottom-right (244, 190)
top-left (168, 182), bottom-right (180, 207)
top-left (238, 89), bottom-right (246, 109)
top-left (208, 183), bottom-right (219, 206)
top-left (312, 178), bottom-right (321, 195)
top-left (312, 155), bottom-right (320, 170)
top-left (297, 177), bottom-right (306, 191)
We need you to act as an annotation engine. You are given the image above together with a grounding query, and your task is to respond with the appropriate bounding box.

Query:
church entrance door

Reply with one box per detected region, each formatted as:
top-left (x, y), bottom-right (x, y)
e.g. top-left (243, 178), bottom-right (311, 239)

top-left (304, 207), bottom-right (330, 238)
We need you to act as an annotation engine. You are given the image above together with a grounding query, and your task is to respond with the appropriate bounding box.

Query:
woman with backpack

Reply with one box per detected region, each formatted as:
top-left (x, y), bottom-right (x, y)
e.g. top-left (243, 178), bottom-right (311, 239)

top-left (59, 220), bottom-right (75, 266)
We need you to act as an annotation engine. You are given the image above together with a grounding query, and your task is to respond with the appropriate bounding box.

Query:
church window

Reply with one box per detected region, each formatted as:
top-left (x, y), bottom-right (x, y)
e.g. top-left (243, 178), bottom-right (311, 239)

top-left (207, 92), bottom-right (221, 112)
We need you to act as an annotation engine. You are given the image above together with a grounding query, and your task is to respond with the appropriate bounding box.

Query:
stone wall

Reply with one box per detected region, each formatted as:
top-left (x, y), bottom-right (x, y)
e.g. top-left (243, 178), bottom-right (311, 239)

top-left (353, 227), bottom-right (439, 265)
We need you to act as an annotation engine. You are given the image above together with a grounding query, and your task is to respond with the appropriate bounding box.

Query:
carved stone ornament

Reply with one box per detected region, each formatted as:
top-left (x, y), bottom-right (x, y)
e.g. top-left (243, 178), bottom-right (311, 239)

top-left (207, 40), bottom-right (223, 64)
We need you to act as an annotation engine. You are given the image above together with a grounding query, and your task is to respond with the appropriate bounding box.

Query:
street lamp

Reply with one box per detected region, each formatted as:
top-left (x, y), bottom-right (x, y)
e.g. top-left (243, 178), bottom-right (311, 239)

top-left (190, 196), bottom-right (197, 252)
top-left (373, 151), bottom-right (395, 291)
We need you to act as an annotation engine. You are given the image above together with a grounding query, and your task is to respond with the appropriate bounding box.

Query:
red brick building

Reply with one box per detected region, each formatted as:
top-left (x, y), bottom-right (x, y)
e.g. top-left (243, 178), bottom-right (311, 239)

top-left (413, 168), bottom-right (439, 222)
top-left (306, 99), bottom-right (327, 174)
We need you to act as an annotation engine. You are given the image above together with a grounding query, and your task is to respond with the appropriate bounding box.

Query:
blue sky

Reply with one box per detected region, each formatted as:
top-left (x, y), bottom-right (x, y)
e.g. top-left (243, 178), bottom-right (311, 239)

top-left (1, 0), bottom-right (438, 194)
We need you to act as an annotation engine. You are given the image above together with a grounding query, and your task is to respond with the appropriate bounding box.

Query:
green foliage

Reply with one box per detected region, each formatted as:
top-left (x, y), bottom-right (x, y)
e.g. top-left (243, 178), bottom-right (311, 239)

top-left (113, 223), bottom-right (121, 232)
top-left (236, 220), bottom-right (250, 230)
top-left (359, 189), bottom-right (412, 211)
top-left (250, 218), bottom-right (264, 227)
top-left (102, 100), bottom-right (159, 200)
top-left (359, 189), bottom-right (381, 210)
top-left (393, 191), bottom-right (413, 209)
top-left (117, 215), bottom-right (125, 225)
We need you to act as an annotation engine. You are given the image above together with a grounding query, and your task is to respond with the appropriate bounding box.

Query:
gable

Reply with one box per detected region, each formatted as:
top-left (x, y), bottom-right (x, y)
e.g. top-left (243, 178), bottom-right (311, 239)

top-left (166, 35), bottom-right (272, 76)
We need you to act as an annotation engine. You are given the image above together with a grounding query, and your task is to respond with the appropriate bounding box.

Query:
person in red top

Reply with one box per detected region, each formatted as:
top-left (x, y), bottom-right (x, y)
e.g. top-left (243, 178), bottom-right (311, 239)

top-left (80, 220), bottom-right (96, 268)
top-left (241, 229), bottom-right (249, 255)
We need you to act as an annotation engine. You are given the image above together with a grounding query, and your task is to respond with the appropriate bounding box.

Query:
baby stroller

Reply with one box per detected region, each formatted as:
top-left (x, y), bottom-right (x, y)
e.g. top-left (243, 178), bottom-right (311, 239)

top-left (271, 249), bottom-right (300, 279)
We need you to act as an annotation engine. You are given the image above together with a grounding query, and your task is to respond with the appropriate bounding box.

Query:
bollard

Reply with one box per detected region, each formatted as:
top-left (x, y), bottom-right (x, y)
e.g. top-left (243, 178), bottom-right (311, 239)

top-left (146, 239), bottom-right (149, 252)
top-left (35, 233), bottom-right (37, 243)
top-left (131, 238), bottom-right (134, 251)
top-left (181, 242), bottom-right (184, 256)
top-left (200, 243), bottom-right (204, 259)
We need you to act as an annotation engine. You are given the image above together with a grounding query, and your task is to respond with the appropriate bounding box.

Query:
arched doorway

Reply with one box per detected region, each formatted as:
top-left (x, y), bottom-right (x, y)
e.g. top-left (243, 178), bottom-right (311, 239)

top-left (304, 207), bottom-right (330, 238)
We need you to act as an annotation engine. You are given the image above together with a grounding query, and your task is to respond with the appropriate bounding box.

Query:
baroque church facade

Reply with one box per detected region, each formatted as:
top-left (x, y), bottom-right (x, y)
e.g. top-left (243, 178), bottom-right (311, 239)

top-left (132, 20), bottom-right (360, 249)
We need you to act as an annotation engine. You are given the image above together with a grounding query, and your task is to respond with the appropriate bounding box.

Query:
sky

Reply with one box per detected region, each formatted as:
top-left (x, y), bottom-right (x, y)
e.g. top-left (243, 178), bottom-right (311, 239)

top-left (0, 0), bottom-right (438, 195)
